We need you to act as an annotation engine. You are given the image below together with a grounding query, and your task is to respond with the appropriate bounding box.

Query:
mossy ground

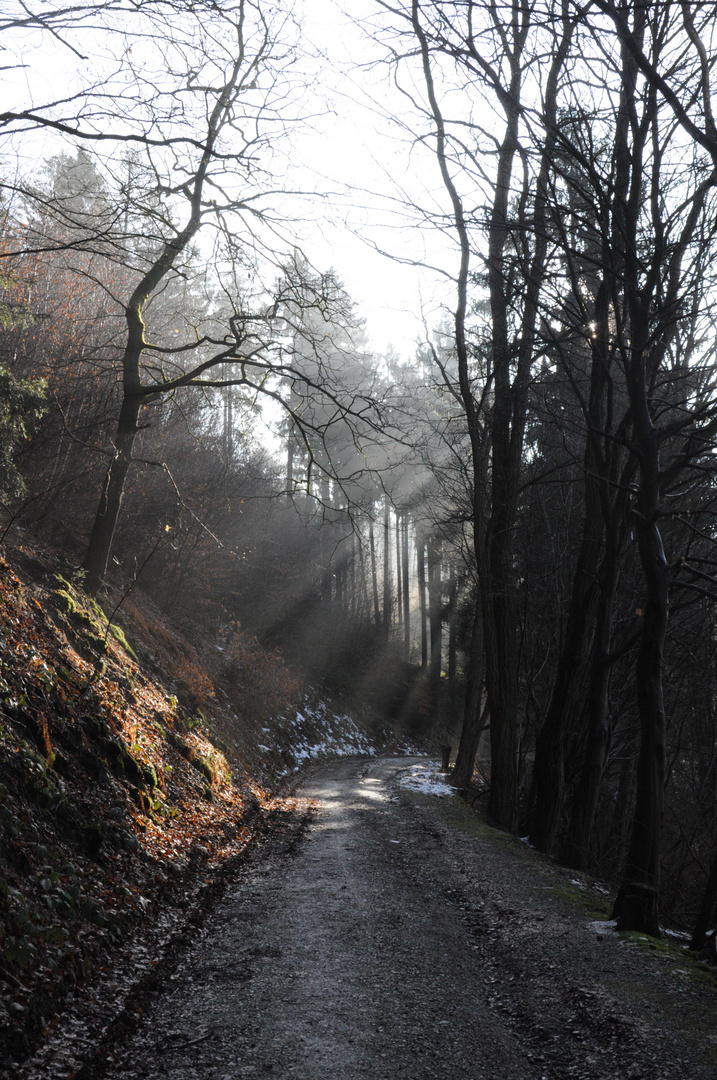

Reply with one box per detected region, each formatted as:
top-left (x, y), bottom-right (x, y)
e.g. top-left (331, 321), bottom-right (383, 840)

top-left (405, 787), bottom-right (531, 852)
top-left (403, 780), bottom-right (717, 1074)
top-left (50, 575), bottom-right (137, 662)
top-left (405, 785), bottom-right (612, 920)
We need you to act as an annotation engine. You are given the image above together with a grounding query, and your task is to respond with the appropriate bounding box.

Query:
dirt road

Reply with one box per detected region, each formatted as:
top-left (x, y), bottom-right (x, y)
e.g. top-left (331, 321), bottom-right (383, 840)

top-left (45, 758), bottom-right (717, 1079)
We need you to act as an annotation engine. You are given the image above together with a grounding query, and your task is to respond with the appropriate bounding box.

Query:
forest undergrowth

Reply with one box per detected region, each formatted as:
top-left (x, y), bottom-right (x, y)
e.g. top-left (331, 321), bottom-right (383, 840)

top-left (0, 537), bottom-right (383, 1071)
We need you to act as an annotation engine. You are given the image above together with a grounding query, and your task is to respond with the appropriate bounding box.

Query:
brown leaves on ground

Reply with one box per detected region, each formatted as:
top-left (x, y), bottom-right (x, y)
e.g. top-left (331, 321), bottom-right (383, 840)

top-left (0, 545), bottom-right (301, 1072)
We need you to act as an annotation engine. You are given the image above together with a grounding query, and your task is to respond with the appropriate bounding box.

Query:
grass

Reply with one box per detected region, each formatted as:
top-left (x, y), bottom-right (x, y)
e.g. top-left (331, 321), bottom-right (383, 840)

top-left (614, 972), bottom-right (717, 1064)
top-left (406, 787), bottom-right (533, 852)
top-left (542, 878), bottom-right (611, 919)
top-left (405, 786), bottom-right (612, 919)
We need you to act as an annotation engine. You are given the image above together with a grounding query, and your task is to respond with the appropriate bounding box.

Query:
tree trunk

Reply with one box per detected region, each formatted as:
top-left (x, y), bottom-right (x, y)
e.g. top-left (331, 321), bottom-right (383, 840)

top-left (402, 515), bottom-right (410, 659)
top-left (427, 534), bottom-right (442, 695)
top-left (383, 496), bottom-right (391, 631)
top-left (483, 563), bottom-right (519, 829)
top-left (613, 505), bottom-right (668, 936)
top-left (448, 564), bottom-right (457, 695)
top-left (81, 46), bottom-right (247, 594)
top-left (417, 537), bottom-right (428, 670)
top-left (369, 519), bottom-right (381, 628)
top-left (395, 510), bottom-right (403, 628)
top-left (530, 299), bottom-right (612, 851)
top-left (82, 392), bottom-right (142, 594)
top-left (614, 313), bottom-right (669, 934)
top-left (690, 846), bottom-right (717, 952)
top-left (530, 559), bottom-right (599, 852)
top-left (286, 424), bottom-right (294, 490)
top-left (561, 541), bottom-right (621, 869)
top-left (452, 606), bottom-right (485, 789)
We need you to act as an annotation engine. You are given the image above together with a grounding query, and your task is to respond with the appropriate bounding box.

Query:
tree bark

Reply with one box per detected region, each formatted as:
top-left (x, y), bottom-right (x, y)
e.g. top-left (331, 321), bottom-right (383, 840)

top-left (82, 391), bottom-right (142, 594)
top-left (383, 496), bottom-right (392, 631)
top-left (417, 536), bottom-right (428, 670)
top-left (452, 606), bottom-right (485, 789)
top-left (560, 556), bottom-right (619, 869)
top-left (369, 519), bottom-right (381, 629)
top-left (530, 277), bottom-right (614, 853)
top-left (613, 458), bottom-right (669, 936)
top-left (395, 510), bottom-right (403, 628)
top-left (427, 534), bottom-right (442, 695)
top-left (690, 846), bottom-right (717, 952)
top-left (402, 515), bottom-right (410, 659)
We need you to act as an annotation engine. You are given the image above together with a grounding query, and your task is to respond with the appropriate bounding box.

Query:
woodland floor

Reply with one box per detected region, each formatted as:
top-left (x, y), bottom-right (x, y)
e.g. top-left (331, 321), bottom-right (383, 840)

top-left (14, 757), bottom-right (717, 1080)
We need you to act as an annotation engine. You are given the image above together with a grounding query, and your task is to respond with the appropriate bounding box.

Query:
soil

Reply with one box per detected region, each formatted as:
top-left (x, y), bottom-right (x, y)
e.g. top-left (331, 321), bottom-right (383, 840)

top-left (14, 757), bottom-right (717, 1080)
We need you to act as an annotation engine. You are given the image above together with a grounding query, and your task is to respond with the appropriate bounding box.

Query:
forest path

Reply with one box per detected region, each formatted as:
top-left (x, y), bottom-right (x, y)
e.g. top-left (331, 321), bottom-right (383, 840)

top-left (89, 758), bottom-right (715, 1080)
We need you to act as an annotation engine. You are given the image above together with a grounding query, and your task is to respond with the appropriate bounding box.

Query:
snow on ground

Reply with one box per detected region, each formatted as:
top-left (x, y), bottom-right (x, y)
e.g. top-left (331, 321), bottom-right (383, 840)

top-left (588, 919), bottom-right (617, 934)
top-left (260, 697), bottom-right (378, 774)
top-left (396, 761), bottom-right (456, 797)
top-left (257, 695), bottom-right (428, 774)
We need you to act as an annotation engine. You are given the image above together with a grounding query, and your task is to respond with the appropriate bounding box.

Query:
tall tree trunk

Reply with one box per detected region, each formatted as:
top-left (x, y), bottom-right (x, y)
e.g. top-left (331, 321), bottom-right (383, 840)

top-left (369, 519), bottom-right (381, 629)
top-left (350, 538), bottom-right (357, 620)
top-left (402, 515), bottom-right (410, 660)
top-left (453, 606), bottom-right (485, 788)
top-left (82, 401), bottom-right (140, 594)
top-left (83, 336), bottom-right (144, 594)
top-left (481, 12), bottom-right (573, 831)
top-left (613, 451), bottom-right (669, 936)
top-left (417, 537), bottom-right (428, 670)
top-left (448, 564), bottom-right (457, 691)
top-left (427, 535), bottom-right (442, 695)
top-left (356, 535), bottom-right (369, 621)
top-left (690, 846), bottom-right (717, 952)
top-left (530, 284), bottom-right (612, 852)
top-left (611, 14), bottom-right (667, 932)
top-left (395, 511), bottom-right (403, 628)
top-left (286, 424), bottom-right (294, 490)
top-left (561, 540), bottom-right (621, 869)
top-left (223, 382), bottom-right (233, 462)
top-left (383, 496), bottom-right (392, 631)
top-left (81, 58), bottom-right (240, 594)
top-left (480, 82), bottom-right (522, 830)
top-left (529, 546), bottom-right (599, 852)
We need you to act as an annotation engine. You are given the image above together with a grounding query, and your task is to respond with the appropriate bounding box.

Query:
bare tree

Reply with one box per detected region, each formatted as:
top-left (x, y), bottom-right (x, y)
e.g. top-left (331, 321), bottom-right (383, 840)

top-left (374, 0), bottom-right (576, 826)
top-left (2, 2), bottom-right (395, 594)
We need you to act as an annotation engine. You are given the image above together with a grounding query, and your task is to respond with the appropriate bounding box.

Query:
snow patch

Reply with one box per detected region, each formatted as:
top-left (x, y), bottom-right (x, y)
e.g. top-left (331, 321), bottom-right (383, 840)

top-left (259, 694), bottom-right (378, 774)
top-left (662, 928), bottom-right (691, 943)
top-left (396, 761), bottom-right (456, 798)
top-left (588, 919), bottom-right (616, 933)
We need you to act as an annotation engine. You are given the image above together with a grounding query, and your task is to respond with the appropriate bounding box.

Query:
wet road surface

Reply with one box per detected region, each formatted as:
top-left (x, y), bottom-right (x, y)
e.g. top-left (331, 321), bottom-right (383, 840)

top-left (98, 757), bottom-right (532, 1080)
top-left (74, 756), bottom-right (717, 1080)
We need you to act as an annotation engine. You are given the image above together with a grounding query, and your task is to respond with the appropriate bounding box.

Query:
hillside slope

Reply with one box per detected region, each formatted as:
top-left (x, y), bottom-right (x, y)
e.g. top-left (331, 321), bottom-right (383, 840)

top-left (0, 542), bottom-right (379, 1071)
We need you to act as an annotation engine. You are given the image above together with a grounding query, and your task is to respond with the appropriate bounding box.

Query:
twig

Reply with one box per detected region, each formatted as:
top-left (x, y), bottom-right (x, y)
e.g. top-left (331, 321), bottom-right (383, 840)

top-left (167, 1031), bottom-right (213, 1052)
top-left (0, 964), bottom-right (25, 988)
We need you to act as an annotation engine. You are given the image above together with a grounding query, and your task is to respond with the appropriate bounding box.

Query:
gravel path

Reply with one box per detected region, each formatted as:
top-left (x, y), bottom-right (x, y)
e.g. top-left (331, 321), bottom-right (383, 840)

top-left (46, 757), bottom-right (717, 1080)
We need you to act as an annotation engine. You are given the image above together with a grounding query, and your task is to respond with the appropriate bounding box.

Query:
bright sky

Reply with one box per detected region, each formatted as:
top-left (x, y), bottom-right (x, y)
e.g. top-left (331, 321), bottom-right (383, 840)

top-left (293, 0), bottom-right (456, 358)
top-left (1, 0), bottom-right (458, 359)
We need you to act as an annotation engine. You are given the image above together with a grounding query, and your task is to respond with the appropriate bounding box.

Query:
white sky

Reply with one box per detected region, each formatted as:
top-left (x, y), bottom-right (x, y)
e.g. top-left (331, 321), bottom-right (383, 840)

top-left (292, 0), bottom-right (457, 358)
top-left (0, 0), bottom-right (458, 359)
